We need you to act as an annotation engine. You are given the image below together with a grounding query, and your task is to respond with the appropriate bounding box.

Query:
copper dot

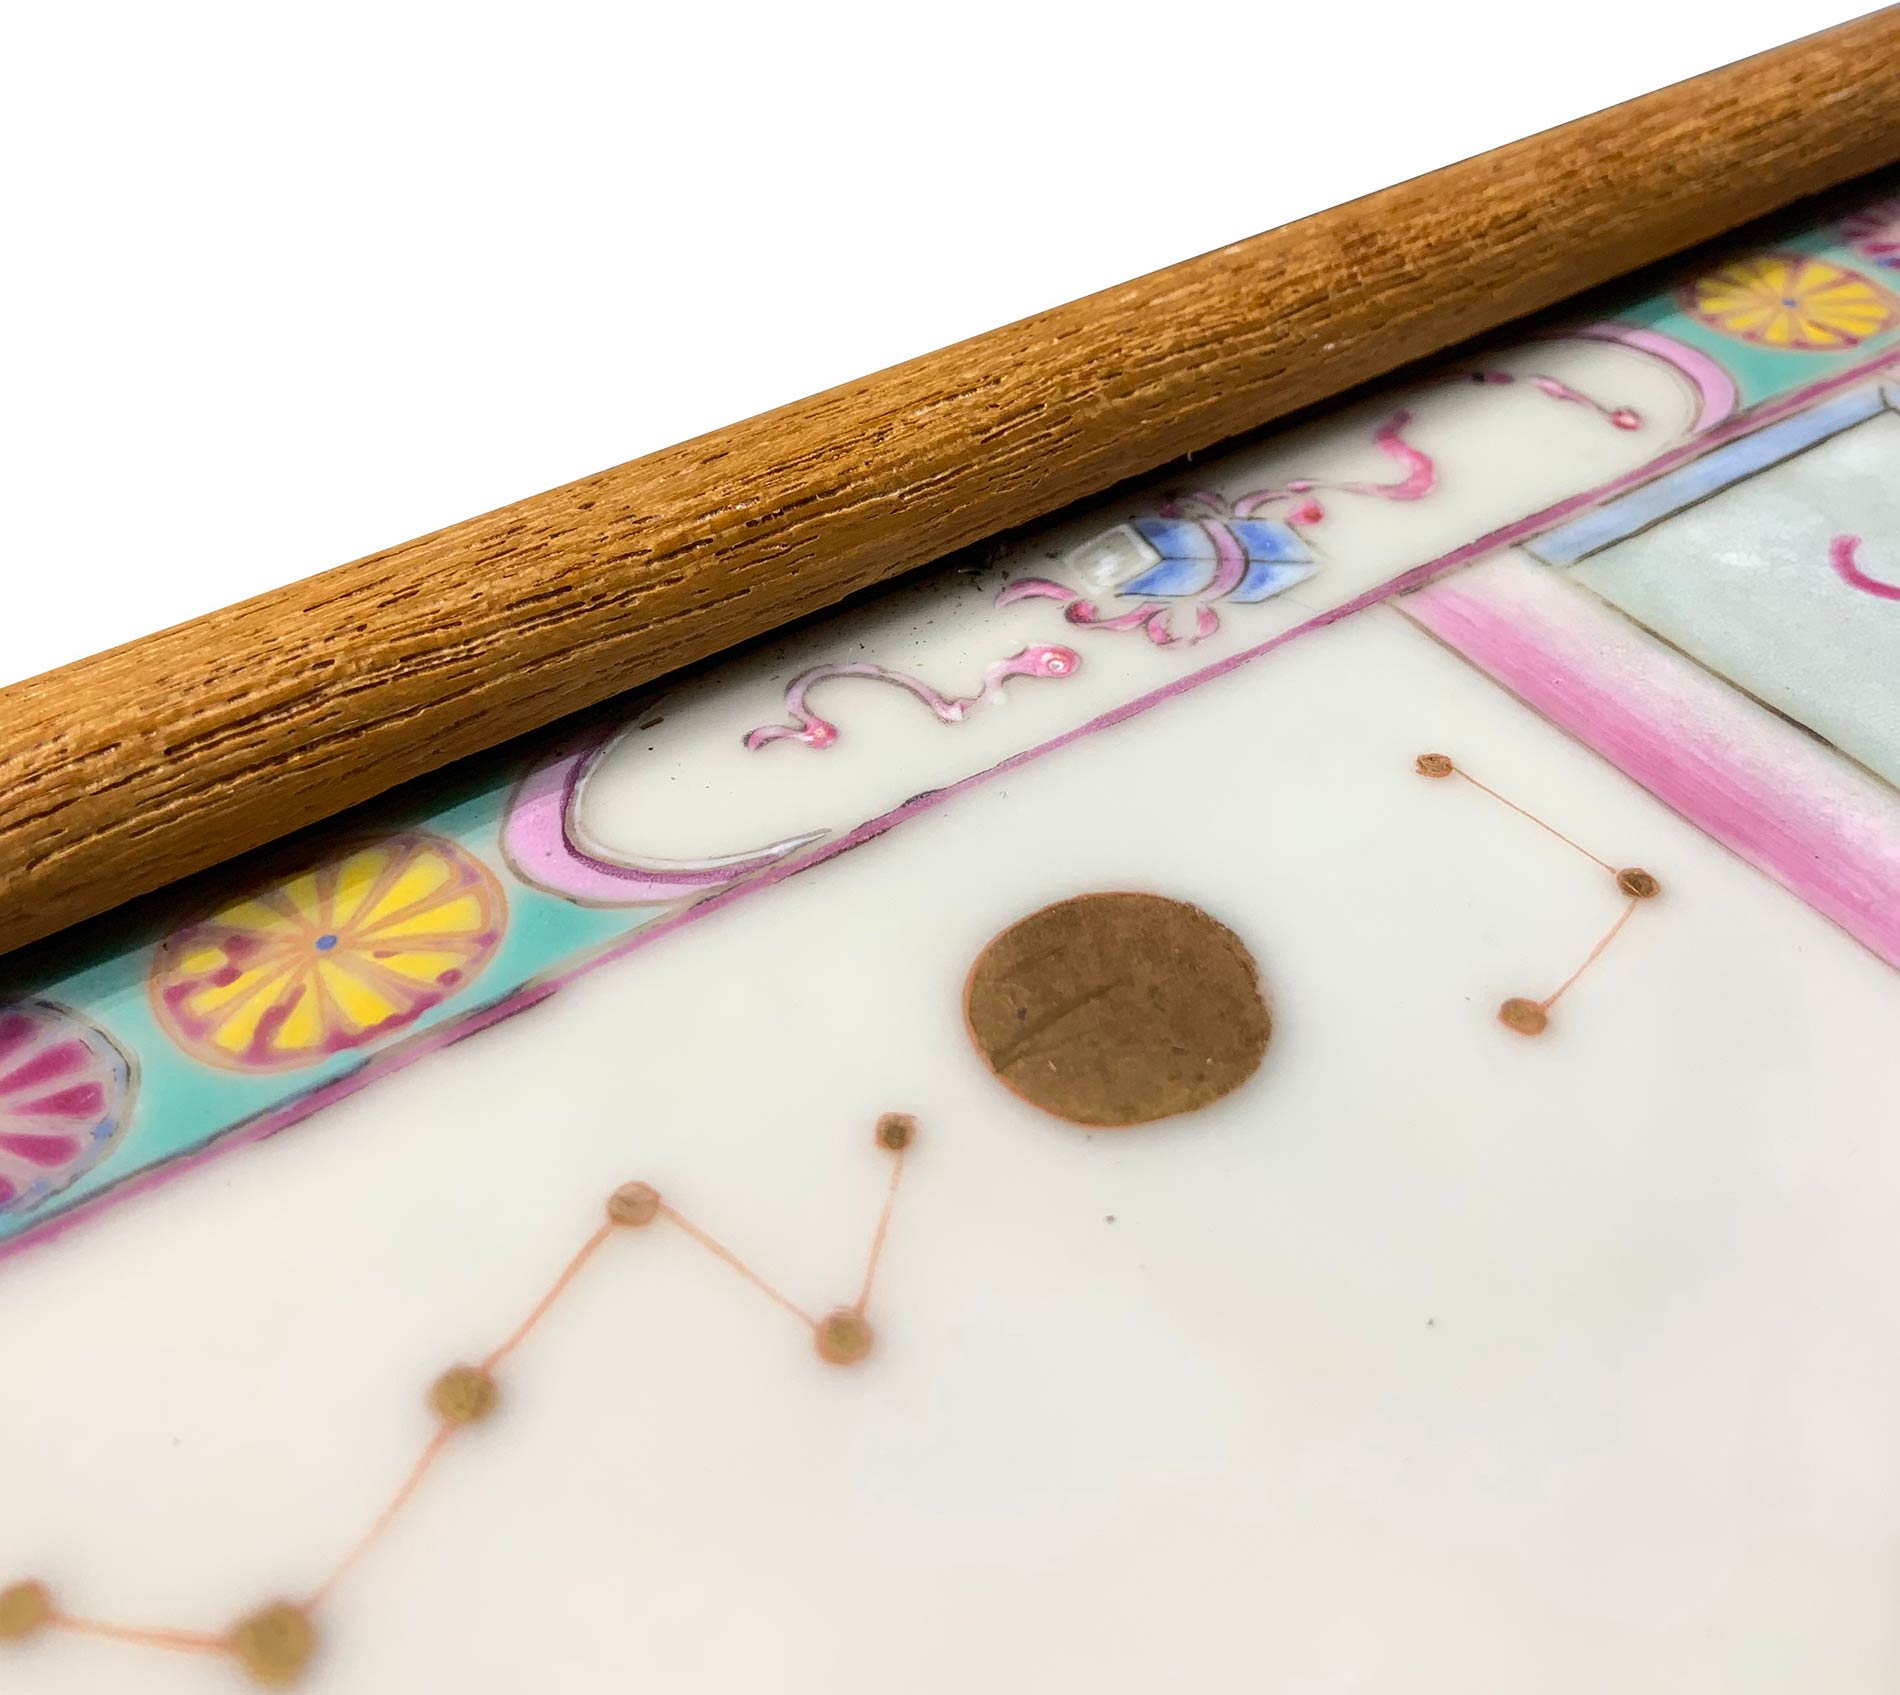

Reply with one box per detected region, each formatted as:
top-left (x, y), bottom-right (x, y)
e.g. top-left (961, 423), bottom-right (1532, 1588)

top-left (815, 1308), bottom-right (874, 1366)
top-left (1498, 997), bottom-right (1549, 1036)
top-left (607, 1180), bottom-right (661, 1227)
top-left (0, 1580), bottom-right (51, 1642)
top-left (875, 1113), bottom-right (916, 1152)
top-left (229, 1602), bottom-right (316, 1689)
top-left (1615, 867), bottom-right (1661, 900)
top-left (964, 892), bottom-right (1269, 1128)
top-left (430, 1364), bottom-right (498, 1425)
top-left (1415, 753), bottom-right (1454, 778)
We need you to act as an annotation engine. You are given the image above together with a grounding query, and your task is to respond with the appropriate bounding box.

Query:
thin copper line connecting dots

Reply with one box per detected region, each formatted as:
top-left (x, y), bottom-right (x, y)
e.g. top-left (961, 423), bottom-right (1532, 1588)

top-left (0, 1112), bottom-right (918, 1688)
top-left (1414, 753), bottom-right (1661, 1036)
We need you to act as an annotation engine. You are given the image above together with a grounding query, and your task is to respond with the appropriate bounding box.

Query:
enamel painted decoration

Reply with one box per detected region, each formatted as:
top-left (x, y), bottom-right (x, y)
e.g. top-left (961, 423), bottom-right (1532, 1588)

top-left (0, 1004), bottom-right (134, 1214)
top-left (1680, 252), bottom-right (1900, 350)
top-left (149, 834), bottom-right (506, 1072)
top-left (8, 178), bottom-right (1900, 1695)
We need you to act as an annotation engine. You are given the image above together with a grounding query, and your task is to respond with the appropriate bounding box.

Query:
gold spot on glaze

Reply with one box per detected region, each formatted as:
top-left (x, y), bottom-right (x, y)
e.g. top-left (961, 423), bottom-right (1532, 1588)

top-left (1615, 867), bottom-right (1661, 899)
top-left (815, 1308), bottom-right (874, 1365)
top-left (430, 1365), bottom-right (498, 1425)
top-left (607, 1181), bottom-right (661, 1227)
top-left (1416, 752), bottom-right (1454, 778)
top-left (0, 1581), bottom-right (51, 1641)
top-left (875, 1113), bottom-right (916, 1152)
top-left (229, 1602), bottom-right (315, 1688)
top-left (1498, 997), bottom-right (1549, 1036)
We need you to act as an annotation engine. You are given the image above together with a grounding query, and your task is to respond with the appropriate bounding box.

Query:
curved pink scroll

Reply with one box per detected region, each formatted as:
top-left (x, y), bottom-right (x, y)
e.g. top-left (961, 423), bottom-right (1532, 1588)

top-left (1829, 534), bottom-right (1900, 601)
top-left (1573, 323), bottom-right (1737, 433)
top-left (503, 730), bottom-right (824, 906)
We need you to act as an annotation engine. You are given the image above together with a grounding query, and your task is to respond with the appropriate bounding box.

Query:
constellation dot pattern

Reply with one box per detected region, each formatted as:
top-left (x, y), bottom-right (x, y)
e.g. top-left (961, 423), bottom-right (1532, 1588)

top-left (1415, 753), bottom-right (1662, 1036)
top-left (3, 1115), bottom-right (917, 1688)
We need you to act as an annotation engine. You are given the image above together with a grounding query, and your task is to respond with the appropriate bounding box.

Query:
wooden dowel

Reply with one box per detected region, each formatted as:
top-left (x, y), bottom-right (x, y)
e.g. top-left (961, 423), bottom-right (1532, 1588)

top-left (3, 12), bottom-right (1898, 956)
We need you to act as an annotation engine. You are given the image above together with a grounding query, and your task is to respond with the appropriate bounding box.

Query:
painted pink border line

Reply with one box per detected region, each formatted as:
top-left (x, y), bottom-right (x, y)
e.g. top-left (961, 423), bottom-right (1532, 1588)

top-left (9, 342), bottom-right (1899, 1265)
top-left (1407, 558), bottom-right (1900, 965)
top-left (1, 986), bottom-right (562, 1264)
top-left (1575, 322), bottom-right (1739, 431)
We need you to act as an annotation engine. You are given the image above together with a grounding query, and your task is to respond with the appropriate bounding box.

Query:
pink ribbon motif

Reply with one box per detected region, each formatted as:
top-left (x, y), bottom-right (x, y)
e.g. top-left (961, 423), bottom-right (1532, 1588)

top-left (994, 409), bottom-right (1436, 646)
top-left (991, 373), bottom-right (1641, 650)
top-left (502, 366), bottom-right (1649, 910)
top-left (742, 645), bottom-right (1082, 752)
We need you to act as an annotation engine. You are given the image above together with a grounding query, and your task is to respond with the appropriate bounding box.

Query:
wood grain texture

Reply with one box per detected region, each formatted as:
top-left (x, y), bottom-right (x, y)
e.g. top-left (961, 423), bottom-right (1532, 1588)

top-left (3, 10), bottom-right (1899, 955)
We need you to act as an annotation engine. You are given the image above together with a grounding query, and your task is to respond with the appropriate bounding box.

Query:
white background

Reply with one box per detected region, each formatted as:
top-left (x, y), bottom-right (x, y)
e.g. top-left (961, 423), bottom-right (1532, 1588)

top-left (0, 1), bottom-right (1879, 686)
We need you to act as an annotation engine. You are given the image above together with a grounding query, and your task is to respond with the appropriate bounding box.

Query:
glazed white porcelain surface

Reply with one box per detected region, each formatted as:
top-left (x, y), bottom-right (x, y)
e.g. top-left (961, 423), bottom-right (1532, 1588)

top-left (6, 191), bottom-right (1900, 1692)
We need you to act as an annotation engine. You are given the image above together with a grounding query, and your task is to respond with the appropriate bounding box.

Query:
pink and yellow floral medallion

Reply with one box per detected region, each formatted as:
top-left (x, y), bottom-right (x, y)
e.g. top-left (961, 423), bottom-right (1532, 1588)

top-left (1680, 253), bottom-right (1900, 351)
top-left (0, 1004), bottom-right (134, 1213)
top-left (150, 833), bottom-right (506, 1072)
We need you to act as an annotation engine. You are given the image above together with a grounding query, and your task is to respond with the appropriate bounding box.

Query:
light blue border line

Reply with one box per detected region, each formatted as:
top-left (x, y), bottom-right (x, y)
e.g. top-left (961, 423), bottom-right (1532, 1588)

top-left (1526, 384), bottom-right (1894, 567)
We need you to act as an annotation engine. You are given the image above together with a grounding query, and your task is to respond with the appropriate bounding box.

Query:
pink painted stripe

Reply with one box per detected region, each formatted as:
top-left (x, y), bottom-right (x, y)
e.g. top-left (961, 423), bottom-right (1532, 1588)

top-left (8, 343), bottom-right (1900, 1263)
top-left (1407, 558), bottom-right (1900, 966)
top-left (1574, 322), bottom-right (1738, 431)
top-left (0, 1039), bottom-right (86, 1099)
top-left (0, 984), bottom-right (561, 1264)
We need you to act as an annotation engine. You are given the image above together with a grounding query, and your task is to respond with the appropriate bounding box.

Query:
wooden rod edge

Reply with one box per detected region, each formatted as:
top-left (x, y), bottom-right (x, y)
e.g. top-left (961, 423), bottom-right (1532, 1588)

top-left (4, 9), bottom-right (1900, 954)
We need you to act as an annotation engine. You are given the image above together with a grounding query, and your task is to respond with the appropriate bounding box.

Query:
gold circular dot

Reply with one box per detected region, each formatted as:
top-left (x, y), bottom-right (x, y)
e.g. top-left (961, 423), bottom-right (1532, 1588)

top-left (875, 1113), bottom-right (916, 1152)
top-left (815, 1308), bottom-right (874, 1366)
top-left (607, 1180), bottom-right (661, 1227)
top-left (229, 1602), bottom-right (316, 1688)
top-left (430, 1364), bottom-right (498, 1425)
top-left (0, 1580), bottom-right (51, 1641)
top-left (1416, 753), bottom-right (1454, 778)
top-left (964, 892), bottom-right (1270, 1128)
top-left (1615, 867), bottom-right (1661, 899)
top-left (1498, 997), bottom-right (1549, 1036)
